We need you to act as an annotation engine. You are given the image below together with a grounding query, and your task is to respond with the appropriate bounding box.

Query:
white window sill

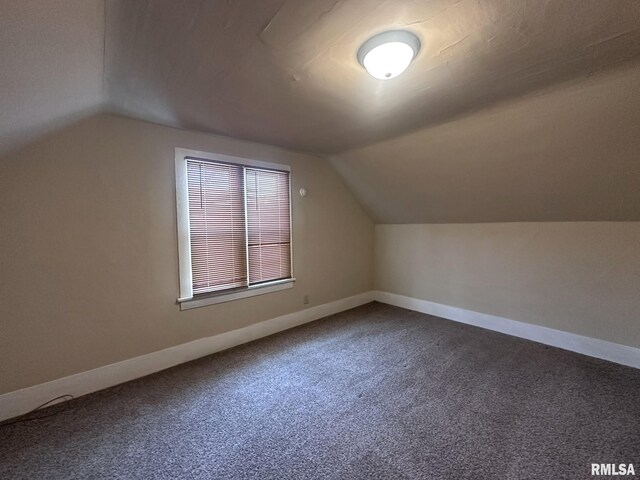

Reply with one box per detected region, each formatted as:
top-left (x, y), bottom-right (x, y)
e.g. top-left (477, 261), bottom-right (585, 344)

top-left (178, 278), bottom-right (295, 311)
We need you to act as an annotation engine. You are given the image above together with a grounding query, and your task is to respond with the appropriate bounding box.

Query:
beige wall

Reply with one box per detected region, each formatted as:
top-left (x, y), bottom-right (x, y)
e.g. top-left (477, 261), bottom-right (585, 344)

top-left (375, 223), bottom-right (640, 348)
top-left (0, 114), bottom-right (374, 394)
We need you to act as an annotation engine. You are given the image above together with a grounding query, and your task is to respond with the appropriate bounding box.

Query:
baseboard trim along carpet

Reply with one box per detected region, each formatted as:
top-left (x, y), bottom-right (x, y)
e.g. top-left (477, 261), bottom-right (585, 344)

top-left (0, 291), bottom-right (375, 422)
top-left (3, 290), bottom-right (638, 422)
top-left (374, 291), bottom-right (640, 370)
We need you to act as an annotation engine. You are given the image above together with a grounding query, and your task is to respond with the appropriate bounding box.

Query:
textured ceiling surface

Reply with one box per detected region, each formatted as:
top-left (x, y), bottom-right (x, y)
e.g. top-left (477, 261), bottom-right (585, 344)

top-left (105, 0), bottom-right (640, 153)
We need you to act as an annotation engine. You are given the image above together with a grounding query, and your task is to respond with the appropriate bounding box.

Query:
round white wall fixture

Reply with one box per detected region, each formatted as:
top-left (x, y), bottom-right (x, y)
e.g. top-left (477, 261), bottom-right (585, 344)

top-left (357, 30), bottom-right (421, 80)
top-left (299, 187), bottom-right (308, 197)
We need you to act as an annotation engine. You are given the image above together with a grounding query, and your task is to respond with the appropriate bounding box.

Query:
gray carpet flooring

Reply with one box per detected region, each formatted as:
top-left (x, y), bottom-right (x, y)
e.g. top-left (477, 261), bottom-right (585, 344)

top-left (1, 302), bottom-right (639, 479)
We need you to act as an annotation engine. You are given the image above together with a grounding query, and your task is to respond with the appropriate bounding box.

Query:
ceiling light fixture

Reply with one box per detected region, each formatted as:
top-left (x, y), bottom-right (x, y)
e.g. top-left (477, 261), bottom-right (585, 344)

top-left (357, 30), bottom-right (421, 80)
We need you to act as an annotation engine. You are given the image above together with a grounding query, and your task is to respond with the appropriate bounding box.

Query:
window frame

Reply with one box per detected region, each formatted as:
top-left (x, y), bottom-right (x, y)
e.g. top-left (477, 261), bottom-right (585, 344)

top-left (175, 147), bottom-right (294, 310)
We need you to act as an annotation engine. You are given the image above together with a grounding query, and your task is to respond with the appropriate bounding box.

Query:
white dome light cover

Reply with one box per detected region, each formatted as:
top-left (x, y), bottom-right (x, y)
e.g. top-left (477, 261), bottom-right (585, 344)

top-left (357, 30), bottom-right (421, 80)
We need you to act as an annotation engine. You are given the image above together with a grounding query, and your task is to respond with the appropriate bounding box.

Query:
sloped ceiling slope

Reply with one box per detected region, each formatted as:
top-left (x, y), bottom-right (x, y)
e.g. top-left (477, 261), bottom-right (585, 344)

top-left (104, 0), bottom-right (640, 154)
top-left (2, 1), bottom-right (639, 224)
top-left (332, 62), bottom-right (640, 223)
top-left (0, 0), bottom-right (105, 156)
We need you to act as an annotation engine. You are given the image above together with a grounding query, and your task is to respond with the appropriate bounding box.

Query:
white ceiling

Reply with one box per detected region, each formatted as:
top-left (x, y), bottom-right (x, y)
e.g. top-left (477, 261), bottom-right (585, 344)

top-left (104, 0), bottom-right (640, 153)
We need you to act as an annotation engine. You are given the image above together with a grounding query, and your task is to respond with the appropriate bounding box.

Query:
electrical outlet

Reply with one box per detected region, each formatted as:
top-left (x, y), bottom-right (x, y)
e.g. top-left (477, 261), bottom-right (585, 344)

top-left (303, 295), bottom-right (310, 305)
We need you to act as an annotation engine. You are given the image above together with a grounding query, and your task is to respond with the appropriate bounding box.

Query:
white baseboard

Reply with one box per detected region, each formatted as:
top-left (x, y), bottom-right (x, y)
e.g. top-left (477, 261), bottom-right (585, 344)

top-left (5, 290), bottom-right (636, 422)
top-left (374, 291), bottom-right (640, 370)
top-left (0, 291), bottom-right (375, 422)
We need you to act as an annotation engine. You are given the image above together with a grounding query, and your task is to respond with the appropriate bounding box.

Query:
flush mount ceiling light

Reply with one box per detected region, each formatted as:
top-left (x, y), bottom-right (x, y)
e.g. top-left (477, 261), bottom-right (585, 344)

top-left (357, 30), bottom-right (421, 80)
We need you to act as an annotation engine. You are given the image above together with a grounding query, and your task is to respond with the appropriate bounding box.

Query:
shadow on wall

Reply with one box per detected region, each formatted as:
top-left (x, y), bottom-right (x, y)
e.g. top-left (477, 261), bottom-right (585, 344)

top-left (0, 107), bottom-right (105, 159)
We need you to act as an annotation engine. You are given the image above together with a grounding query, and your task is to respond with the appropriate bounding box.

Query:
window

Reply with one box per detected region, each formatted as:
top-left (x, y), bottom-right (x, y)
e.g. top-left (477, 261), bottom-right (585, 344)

top-left (175, 148), bottom-right (294, 310)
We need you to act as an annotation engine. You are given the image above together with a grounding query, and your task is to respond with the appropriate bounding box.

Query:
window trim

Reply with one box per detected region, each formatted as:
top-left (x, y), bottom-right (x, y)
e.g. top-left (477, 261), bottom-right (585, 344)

top-left (174, 147), bottom-right (294, 310)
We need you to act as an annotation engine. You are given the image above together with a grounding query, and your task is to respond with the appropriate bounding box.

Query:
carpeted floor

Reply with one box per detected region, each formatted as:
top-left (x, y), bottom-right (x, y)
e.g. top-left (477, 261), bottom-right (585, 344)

top-left (1, 302), bottom-right (639, 479)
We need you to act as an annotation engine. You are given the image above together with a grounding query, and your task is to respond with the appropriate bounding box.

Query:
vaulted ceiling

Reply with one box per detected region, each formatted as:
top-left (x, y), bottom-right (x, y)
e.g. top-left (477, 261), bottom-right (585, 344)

top-left (0, 0), bottom-right (104, 156)
top-left (332, 62), bottom-right (640, 223)
top-left (104, 0), bottom-right (640, 154)
top-left (2, 0), bottom-right (640, 223)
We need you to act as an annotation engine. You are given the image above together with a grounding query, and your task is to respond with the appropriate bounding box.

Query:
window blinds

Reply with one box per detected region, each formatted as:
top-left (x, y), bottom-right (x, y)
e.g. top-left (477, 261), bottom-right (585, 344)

top-left (186, 159), bottom-right (291, 296)
top-left (246, 168), bottom-right (291, 285)
top-left (187, 160), bottom-right (247, 294)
